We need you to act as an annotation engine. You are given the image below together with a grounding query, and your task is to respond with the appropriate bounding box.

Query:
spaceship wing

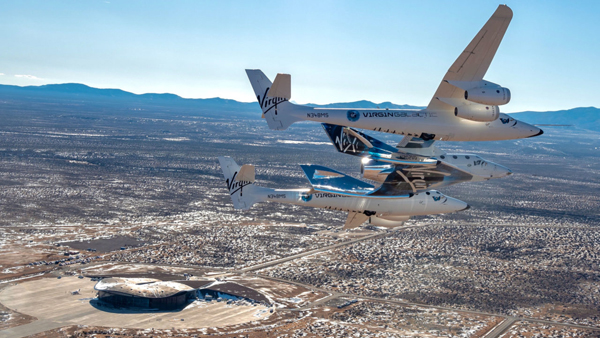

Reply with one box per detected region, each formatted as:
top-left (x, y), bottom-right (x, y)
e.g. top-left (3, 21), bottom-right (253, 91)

top-left (300, 164), bottom-right (412, 199)
top-left (300, 164), bottom-right (374, 195)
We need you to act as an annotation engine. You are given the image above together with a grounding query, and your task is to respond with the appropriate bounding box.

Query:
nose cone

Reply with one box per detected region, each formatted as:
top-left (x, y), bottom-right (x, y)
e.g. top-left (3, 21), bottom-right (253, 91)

top-left (518, 120), bottom-right (544, 139)
top-left (441, 195), bottom-right (469, 214)
top-left (527, 128), bottom-right (544, 138)
top-left (491, 163), bottom-right (512, 178)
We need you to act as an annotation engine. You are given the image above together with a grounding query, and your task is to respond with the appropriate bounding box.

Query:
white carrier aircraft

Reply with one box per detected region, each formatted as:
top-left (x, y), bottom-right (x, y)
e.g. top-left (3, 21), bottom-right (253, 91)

top-left (321, 123), bottom-right (512, 194)
top-left (218, 156), bottom-right (469, 229)
top-left (246, 5), bottom-right (543, 142)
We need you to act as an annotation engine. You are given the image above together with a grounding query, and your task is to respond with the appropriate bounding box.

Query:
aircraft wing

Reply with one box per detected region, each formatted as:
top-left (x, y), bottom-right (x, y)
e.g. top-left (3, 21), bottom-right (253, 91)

top-left (427, 5), bottom-right (513, 112)
top-left (300, 164), bottom-right (375, 195)
top-left (300, 164), bottom-right (412, 199)
top-left (344, 212), bottom-right (369, 230)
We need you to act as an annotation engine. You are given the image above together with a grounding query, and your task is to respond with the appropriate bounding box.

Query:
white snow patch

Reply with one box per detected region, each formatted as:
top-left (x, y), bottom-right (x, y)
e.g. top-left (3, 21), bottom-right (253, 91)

top-left (277, 140), bottom-right (330, 145)
top-left (163, 137), bottom-right (190, 142)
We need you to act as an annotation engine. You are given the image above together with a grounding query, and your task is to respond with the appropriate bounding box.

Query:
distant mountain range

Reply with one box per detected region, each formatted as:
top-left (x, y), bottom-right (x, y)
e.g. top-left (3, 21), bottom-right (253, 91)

top-left (510, 107), bottom-right (600, 131)
top-left (0, 83), bottom-right (257, 114)
top-left (0, 83), bottom-right (598, 131)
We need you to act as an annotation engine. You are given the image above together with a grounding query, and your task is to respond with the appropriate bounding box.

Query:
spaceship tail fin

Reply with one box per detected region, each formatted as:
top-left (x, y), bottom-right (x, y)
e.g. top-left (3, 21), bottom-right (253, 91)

top-left (245, 69), bottom-right (301, 130)
top-left (217, 156), bottom-right (268, 210)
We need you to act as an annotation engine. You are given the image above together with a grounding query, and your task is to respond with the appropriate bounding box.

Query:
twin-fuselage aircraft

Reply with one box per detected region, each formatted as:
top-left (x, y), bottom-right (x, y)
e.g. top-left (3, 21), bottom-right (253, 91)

top-left (246, 5), bottom-right (541, 143)
top-left (220, 5), bottom-right (532, 228)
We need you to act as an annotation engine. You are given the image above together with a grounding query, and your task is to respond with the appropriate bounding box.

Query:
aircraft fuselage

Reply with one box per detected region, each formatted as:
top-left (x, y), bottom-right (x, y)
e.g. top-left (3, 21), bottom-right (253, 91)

top-left (281, 102), bottom-right (541, 141)
top-left (258, 187), bottom-right (467, 217)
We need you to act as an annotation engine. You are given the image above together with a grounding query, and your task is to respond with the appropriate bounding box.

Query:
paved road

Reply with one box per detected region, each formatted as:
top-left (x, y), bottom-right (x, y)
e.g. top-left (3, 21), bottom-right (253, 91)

top-left (483, 317), bottom-right (517, 338)
top-left (0, 319), bottom-right (63, 338)
top-left (0, 307), bottom-right (102, 338)
top-left (0, 228), bottom-right (395, 338)
top-left (73, 229), bottom-right (401, 275)
top-left (3, 223), bottom-right (600, 337)
top-left (296, 293), bottom-right (341, 311)
top-left (254, 271), bottom-right (600, 333)
top-left (240, 231), bottom-right (394, 273)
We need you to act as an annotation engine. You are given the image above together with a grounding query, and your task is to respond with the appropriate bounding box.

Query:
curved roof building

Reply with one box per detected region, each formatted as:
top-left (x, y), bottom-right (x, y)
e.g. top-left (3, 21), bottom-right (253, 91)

top-left (94, 277), bottom-right (195, 310)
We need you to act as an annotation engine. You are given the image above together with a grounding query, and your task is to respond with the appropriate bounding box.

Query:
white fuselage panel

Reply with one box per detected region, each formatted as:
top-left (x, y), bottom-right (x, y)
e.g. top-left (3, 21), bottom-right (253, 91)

top-left (261, 189), bottom-right (466, 217)
top-left (280, 102), bottom-right (540, 141)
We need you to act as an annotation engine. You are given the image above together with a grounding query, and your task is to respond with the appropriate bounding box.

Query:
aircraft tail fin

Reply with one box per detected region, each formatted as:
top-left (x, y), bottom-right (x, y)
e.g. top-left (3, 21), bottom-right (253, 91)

top-left (322, 123), bottom-right (398, 157)
top-left (217, 156), bottom-right (268, 210)
top-left (322, 123), bottom-right (443, 158)
top-left (245, 69), bottom-right (301, 130)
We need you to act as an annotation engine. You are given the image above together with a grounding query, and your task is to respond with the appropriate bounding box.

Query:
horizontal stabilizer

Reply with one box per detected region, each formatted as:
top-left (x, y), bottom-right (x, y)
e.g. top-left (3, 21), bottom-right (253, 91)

top-left (267, 73), bottom-right (291, 99)
top-left (237, 164), bottom-right (256, 183)
top-left (344, 212), bottom-right (369, 230)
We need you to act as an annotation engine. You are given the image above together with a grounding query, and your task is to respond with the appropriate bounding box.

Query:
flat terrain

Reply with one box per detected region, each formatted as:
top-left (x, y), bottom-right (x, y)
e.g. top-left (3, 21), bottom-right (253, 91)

top-left (0, 276), bottom-right (270, 337)
top-left (0, 95), bottom-right (599, 337)
top-left (259, 224), bottom-right (600, 322)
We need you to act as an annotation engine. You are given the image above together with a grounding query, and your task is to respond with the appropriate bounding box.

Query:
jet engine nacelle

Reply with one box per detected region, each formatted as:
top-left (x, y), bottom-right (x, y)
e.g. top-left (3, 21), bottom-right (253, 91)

top-left (464, 86), bottom-right (511, 106)
top-left (369, 215), bottom-right (410, 228)
top-left (454, 104), bottom-right (500, 122)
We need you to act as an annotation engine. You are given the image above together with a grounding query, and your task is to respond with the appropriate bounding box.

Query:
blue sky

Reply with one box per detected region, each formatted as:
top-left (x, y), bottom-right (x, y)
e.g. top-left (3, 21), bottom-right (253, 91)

top-left (1, 0), bottom-right (598, 112)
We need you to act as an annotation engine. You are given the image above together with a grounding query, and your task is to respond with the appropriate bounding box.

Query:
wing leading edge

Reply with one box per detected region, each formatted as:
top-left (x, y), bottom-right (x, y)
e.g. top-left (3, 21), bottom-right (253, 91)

top-left (427, 5), bottom-right (513, 112)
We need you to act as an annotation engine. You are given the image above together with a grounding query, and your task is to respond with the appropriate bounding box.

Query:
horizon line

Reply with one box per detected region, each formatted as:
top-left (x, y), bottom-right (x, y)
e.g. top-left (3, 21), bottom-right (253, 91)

top-left (0, 81), bottom-right (597, 112)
